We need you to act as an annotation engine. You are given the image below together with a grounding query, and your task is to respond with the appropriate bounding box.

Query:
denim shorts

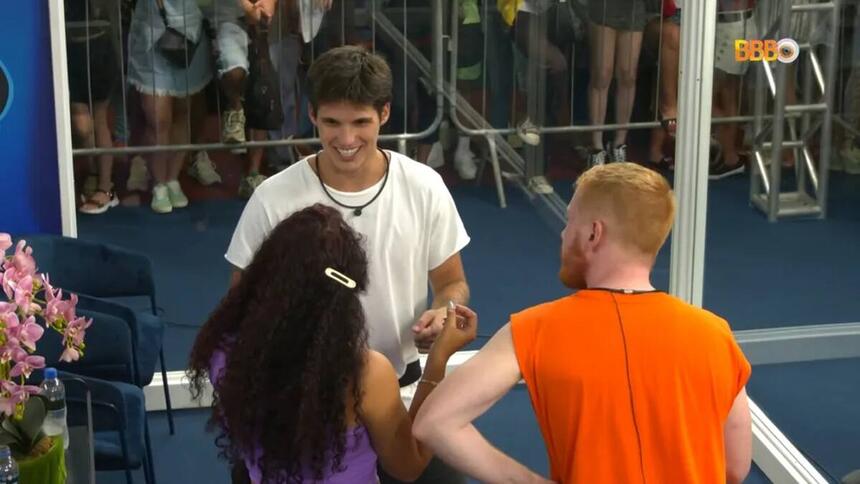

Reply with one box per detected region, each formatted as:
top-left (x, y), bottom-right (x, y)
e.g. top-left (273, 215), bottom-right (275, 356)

top-left (127, 0), bottom-right (213, 97)
top-left (201, 1), bottom-right (250, 77)
top-left (714, 13), bottom-right (757, 76)
top-left (211, 20), bottom-right (249, 76)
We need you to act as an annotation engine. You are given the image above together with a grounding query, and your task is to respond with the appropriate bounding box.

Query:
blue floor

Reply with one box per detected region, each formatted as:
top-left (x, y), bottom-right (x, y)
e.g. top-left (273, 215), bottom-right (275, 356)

top-left (76, 170), bottom-right (860, 483)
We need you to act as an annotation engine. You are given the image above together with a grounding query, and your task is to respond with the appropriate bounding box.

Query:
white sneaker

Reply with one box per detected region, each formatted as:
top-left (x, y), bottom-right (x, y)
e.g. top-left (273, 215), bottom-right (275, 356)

top-left (151, 184), bottom-right (172, 214)
top-left (188, 152), bottom-right (222, 185)
top-left (238, 173), bottom-right (267, 199)
top-left (454, 147), bottom-right (478, 180)
top-left (426, 142), bottom-right (445, 169)
top-left (517, 118), bottom-right (541, 146)
top-left (222, 109), bottom-right (246, 144)
top-left (127, 156), bottom-right (150, 192)
top-left (611, 144), bottom-right (628, 163)
top-left (588, 149), bottom-right (607, 168)
top-left (165, 180), bottom-right (188, 208)
top-left (528, 176), bottom-right (554, 194)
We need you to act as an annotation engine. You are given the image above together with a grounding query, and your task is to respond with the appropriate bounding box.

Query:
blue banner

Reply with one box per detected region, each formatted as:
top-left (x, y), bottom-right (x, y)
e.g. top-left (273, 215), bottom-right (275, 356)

top-left (0, 1), bottom-right (63, 236)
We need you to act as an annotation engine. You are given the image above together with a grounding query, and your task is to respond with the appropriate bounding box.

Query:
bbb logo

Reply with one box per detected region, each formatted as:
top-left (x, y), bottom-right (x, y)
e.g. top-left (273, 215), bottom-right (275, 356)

top-left (735, 38), bottom-right (799, 63)
top-left (0, 61), bottom-right (10, 123)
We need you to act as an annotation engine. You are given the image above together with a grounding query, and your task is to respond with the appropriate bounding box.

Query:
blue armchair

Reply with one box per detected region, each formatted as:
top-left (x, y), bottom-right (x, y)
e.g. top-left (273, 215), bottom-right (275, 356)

top-left (22, 235), bottom-right (175, 435)
top-left (62, 373), bottom-right (156, 484)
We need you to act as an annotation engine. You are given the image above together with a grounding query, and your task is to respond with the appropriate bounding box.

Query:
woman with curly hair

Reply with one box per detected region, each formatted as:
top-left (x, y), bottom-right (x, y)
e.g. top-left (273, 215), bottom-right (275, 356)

top-left (188, 203), bottom-right (477, 483)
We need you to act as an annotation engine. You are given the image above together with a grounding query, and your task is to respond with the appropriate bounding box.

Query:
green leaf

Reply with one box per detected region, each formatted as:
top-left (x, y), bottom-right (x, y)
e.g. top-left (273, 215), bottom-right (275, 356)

top-left (19, 396), bottom-right (47, 443)
top-left (0, 432), bottom-right (17, 447)
top-left (1, 418), bottom-right (23, 442)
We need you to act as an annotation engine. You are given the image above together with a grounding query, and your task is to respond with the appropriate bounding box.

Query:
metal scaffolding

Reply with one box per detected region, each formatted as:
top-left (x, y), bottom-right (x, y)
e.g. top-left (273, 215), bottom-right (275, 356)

top-left (749, 0), bottom-right (840, 221)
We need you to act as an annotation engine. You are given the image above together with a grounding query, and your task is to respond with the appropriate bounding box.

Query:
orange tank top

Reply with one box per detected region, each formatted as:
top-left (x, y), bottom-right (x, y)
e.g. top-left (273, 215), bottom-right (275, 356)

top-left (511, 289), bottom-right (751, 484)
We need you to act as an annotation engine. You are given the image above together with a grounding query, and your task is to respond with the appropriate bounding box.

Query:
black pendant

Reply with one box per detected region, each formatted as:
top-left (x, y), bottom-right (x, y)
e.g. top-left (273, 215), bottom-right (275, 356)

top-left (354, 208), bottom-right (362, 216)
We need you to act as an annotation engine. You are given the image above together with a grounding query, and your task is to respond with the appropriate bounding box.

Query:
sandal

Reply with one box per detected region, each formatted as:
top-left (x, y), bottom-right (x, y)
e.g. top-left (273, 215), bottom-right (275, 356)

top-left (79, 189), bottom-right (119, 215)
top-left (659, 115), bottom-right (677, 138)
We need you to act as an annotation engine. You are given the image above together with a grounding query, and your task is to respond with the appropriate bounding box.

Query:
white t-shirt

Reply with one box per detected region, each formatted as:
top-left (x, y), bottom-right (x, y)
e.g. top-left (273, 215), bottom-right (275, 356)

top-left (225, 150), bottom-right (471, 376)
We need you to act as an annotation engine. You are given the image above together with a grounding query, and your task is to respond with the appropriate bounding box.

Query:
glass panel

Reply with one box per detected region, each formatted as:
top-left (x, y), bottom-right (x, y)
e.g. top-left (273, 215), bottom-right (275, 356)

top-left (700, 0), bottom-right (860, 480)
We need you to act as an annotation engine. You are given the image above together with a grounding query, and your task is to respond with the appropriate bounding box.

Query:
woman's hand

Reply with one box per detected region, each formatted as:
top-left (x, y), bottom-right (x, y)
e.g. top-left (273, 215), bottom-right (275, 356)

top-left (428, 301), bottom-right (477, 361)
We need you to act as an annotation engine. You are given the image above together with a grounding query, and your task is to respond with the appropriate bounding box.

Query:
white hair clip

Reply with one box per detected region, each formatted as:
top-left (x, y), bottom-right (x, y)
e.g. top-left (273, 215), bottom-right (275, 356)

top-left (325, 267), bottom-right (357, 289)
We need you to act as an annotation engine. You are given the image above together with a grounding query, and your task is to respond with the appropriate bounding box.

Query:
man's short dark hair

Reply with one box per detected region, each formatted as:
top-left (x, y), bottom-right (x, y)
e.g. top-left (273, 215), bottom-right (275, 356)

top-left (307, 46), bottom-right (393, 114)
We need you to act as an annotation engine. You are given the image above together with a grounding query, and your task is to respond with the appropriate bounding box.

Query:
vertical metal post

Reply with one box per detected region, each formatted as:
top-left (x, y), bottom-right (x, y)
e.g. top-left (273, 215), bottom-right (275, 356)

top-left (766, 0), bottom-right (792, 222)
top-left (751, 0), bottom-right (771, 202)
top-left (800, 38), bottom-right (815, 196)
top-left (818, 0), bottom-right (840, 217)
top-left (669, 0), bottom-right (718, 306)
top-left (524, 12), bottom-right (547, 181)
top-left (750, 2), bottom-right (773, 200)
top-left (49, 0), bottom-right (77, 237)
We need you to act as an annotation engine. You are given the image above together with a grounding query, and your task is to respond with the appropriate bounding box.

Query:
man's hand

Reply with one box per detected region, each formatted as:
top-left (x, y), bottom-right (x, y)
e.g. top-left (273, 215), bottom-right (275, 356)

top-left (257, 0), bottom-right (277, 19)
top-left (240, 0), bottom-right (276, 24)
top-left (412, 306), bottom-right (447, 353)
top-left (239, 0), bottom-right (262, 22)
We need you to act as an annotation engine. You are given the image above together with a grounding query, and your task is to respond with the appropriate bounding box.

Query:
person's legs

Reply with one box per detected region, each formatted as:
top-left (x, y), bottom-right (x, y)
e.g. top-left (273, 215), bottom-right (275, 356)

top-left (69, 102), bottom-right (100, 200)
top-left (717, 74), bottom-right (740, 165)
top-left (187, 90), bottom-right (223, 185)
top-left (513, 11), bottom-right (570, 149)
top-left (79, 100), bottom-right (119, 214)
top-left (648, 18), bottom-right (679, 168)
top-left (658, 19), bottom-right (679, 124)
top-left (163, 95), bottom-right (191, 208)
top-left (611, 29), bottom-right (643, 158)
top-left (710, 71), bottom-right (745, 179)
top-left (92, 101), bottom-right (114, 192)
top-left (216, 19), bottom-right (250, 144)
top-left (647, 124), bottom-right (667, 166)
top-left (240, 129), bottom-right (268, 198)
top-left (587, 24), bottom-right (617, 161)
top-left (70, 103), bottom-right (95, 148)
top-left (485, 8), bottom-right (514, 130)
top-left (139, 93), bottom-right (175, 212)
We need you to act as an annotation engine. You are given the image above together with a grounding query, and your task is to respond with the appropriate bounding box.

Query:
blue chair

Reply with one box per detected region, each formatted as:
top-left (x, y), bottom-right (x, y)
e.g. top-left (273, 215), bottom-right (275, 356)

top-left (22, 235), bottom-right (175, 434)
top-left (33, 308), bottom-right (156, 484)
top-left (37, 304), bottom-right (136, 390)
top-left (62, 373), bottom-right (156, 484)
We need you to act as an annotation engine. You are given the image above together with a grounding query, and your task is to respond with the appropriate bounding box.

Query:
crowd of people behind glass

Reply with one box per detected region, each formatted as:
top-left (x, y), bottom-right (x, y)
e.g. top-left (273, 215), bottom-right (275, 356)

top-left (65, 0), bottom-right (860, 215)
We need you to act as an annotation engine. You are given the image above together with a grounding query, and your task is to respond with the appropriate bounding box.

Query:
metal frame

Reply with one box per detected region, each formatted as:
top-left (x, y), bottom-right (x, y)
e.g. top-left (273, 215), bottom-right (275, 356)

top-left (749, 0), bottom-right (840, 221)
top-left (49, 0), bottom-right (77, 237)
top-left (669, 0), bottom-right (718, 307)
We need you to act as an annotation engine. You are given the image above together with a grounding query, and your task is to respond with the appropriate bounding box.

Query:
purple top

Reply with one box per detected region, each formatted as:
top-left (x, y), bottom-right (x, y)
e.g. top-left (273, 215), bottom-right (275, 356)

top-left (209, 347), bottom-right (379, 483)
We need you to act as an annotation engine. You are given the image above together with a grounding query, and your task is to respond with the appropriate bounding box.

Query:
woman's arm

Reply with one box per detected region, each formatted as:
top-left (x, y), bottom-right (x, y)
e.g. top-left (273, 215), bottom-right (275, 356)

top-left (360, 303), bottom-right (476, 481)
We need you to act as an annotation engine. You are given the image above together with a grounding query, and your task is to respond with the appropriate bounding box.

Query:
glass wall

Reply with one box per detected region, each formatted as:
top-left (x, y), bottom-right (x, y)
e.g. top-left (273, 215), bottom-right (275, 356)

top-left (58, 0), bottom-right (858, 479)
top-left (701, 0), bottom-right (860, 481)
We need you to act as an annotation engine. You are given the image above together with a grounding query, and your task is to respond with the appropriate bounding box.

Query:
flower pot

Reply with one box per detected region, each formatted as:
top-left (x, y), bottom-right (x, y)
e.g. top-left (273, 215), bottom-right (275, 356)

top-left (17, 436), bottom-right (66, 484)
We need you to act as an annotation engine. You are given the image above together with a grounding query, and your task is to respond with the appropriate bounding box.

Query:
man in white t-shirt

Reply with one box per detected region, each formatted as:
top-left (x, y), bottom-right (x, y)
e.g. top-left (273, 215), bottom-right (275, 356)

top-left (225, 45), bottom-right (470, 483)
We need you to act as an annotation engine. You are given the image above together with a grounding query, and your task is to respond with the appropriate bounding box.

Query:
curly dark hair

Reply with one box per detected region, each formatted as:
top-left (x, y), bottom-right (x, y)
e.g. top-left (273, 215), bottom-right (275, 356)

top-left (188, 204), bottom-right (370, 482)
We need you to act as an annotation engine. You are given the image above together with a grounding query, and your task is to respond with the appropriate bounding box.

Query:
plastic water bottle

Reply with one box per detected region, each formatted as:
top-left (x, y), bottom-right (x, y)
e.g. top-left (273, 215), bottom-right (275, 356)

top-left (0, 445), bottom-right (19, 483)
top-left (40, 368), bottom-right (69, 450)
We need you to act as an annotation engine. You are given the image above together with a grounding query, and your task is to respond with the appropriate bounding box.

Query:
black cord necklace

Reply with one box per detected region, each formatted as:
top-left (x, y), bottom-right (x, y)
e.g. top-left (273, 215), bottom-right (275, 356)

top-left (314, 148), bottom-right (390, 216)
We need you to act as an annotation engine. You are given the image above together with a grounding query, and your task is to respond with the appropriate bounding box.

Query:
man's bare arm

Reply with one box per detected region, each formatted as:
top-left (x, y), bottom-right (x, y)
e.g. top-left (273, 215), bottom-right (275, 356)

top-left (413, 324), bottom-right (552, 483)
